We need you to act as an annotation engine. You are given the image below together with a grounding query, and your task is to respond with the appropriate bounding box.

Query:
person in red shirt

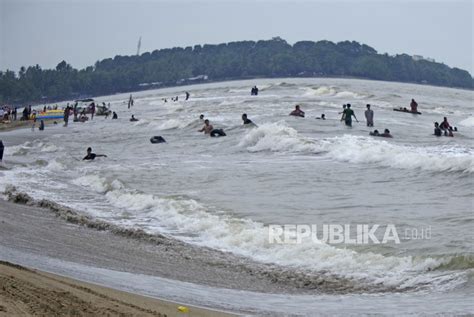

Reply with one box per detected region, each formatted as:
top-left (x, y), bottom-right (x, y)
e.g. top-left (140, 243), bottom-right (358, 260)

top-left (410, 99), bottom-right (418, 112)
top-left (439, 117), bottom-right (451, 130)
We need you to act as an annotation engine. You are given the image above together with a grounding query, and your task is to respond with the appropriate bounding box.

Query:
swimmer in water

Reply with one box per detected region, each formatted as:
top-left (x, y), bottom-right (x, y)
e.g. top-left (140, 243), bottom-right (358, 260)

top-left (381, 129), bottom-right (392, 138)
top-left (242, 113), bottom-right (253, 125)
top-left (289, 105), bottom-right (305, 117)
top-left (198, 119), bottom-right (214, 134)
top-left (83, 147), bottom-right (107, 160)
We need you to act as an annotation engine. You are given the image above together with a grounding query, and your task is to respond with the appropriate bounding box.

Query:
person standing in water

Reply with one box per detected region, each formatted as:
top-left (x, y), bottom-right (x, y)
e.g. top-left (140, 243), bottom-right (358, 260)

top-left (439, 117), bottom-right (451, 130)
top-left (185, 92), bottom-right (190, 100)
top-left (128, 94), bottom-right (134, 109)
top-left (344, 104), bottom-right (358, 126)
top-left (83, 147), bottom-right (107, 160)
top-left (339, 104), bottom-right (347, 121)
top-left (365, 104), bottom-right (374, 127)
top-left (410, 99), bottom-right (418, 113)
top-left (0, 140), bottom-right (4, 162)
top-left (90, 102), bottom-right (96, 120)
top-left (63, 106), bottom-right (70, 127)
top-left (434, 122), bottom-right (442, 136)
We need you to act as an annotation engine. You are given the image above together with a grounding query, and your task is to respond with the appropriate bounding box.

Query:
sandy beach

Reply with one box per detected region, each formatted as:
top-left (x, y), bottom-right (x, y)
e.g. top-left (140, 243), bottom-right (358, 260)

top-left (0, 120), bottom-right (32, 132)
top-left (0, 260), bottom-right (234, 317)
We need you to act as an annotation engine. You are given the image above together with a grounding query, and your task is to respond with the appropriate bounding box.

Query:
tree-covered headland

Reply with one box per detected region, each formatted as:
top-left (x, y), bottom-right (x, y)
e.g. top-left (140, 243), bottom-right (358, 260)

top-left (1, 37), bottom-right (472, 104)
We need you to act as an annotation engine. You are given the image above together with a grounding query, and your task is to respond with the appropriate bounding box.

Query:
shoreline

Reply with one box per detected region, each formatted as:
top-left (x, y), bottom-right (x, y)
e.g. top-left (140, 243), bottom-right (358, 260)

top-left (0, 120), bottom-right (32, 132)
top-left (0, 118), bottom-right (60, 133)
top-left (0, 260), bottom-right (236, 317)
top-left (1, 188), bottom-right (362, 295)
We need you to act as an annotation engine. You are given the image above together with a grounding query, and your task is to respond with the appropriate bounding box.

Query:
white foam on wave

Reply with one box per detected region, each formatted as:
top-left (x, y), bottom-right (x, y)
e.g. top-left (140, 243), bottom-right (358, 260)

top-left (239, 122), bottom-right (316, 153)
top-left (303, 86), bottom-right (337, 97)
top-left (325, 135), bottom-right (474, 173)
top-left (72, 175), bottom-right (124, 194)
top-left (302, 86), bottom-right (366, 100)
top-left (46, 158), bottom-right (67, 171)
top-left (152, 119), bottom-right (185, 130)
top-left (5, 140), bottom-right (60, 156)
top-left (69, 173), bottom-right (465, 291)
top-left (458, 116), bottom-right (474, 127)
top-left (334, 91), bottom-right (365, 99)
top-left (240, 123), bottom-right (474, 173)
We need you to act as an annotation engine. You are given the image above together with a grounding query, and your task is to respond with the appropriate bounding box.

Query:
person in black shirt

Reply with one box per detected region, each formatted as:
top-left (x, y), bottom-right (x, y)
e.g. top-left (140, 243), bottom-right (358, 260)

top-left (434, 122), bottom-right (442, 137)
top-left (83, 147), bottom-right (107, 160)
top-left (242, 113), bottom-right (253, 125)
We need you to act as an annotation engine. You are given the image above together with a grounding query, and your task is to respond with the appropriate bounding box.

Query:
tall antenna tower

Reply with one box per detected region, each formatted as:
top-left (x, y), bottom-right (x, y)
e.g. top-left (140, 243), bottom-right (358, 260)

top-left (137, 36), bottom-right (142, 56)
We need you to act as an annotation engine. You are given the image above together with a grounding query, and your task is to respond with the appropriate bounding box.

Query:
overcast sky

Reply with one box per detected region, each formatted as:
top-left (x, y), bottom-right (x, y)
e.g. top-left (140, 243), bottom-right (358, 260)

top-left (1, 0), bottom-right (473, 75)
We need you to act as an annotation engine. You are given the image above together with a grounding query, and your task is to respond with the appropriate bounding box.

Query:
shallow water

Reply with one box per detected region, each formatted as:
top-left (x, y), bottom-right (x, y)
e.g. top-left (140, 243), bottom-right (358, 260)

top-left (1, 78), bottom-right (473, 314)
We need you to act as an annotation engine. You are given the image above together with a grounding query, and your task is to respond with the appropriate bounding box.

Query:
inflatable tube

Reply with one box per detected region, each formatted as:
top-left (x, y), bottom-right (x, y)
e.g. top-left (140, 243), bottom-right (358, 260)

top-left (36, 110), bottom-right (64, 120)
top-left (150, 136), bottom-right (166, 144)
top-left (210, 129), bottom-right (226, 137)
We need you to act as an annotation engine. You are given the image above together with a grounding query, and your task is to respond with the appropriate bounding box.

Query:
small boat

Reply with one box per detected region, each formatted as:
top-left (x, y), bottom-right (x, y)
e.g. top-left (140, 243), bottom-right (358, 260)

top-left (393, 108), bottom-right (421, 115)
top-left (75, 99), bottom-right (111, 116)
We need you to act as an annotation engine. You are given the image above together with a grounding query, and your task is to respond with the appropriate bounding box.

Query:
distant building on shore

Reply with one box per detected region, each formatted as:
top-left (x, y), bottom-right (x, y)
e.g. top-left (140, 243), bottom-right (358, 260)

top-left (412, 55), bottom-right (435, 63)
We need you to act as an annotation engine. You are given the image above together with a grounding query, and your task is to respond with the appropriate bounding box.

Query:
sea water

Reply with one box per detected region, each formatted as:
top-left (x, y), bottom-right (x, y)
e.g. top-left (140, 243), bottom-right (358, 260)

top-left (1, 78), bottom-right (473, 315)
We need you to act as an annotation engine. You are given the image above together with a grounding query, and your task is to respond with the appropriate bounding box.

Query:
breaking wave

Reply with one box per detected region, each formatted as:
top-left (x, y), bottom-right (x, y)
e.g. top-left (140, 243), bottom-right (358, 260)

top-left (50, 174), bottom-right (468, 292)
top-left (240, 123), bottom-right (474, 173)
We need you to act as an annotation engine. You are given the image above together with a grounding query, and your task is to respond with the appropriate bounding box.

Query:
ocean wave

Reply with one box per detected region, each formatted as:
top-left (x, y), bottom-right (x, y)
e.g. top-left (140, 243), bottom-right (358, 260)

top-left (458, 116), bottom-right (474, 128)
top-left (303, 86), bottom-right (337, 97)
top-left (334, 91), bottom-right (365, 99)
top-left (151, 119), bottom-right (186, 130)
top-left (324, 135), bottom-right (474, 174)
top-left (64, 174), bottom-right (468, 292)
top-left (240, 123), bottom-right (474, 173)
top-left (434, 254), bottom-right (474, 271)
top-left (5, 141), bottom-right (60, 156)
top-left (239, 122), bottom-right (318, 153)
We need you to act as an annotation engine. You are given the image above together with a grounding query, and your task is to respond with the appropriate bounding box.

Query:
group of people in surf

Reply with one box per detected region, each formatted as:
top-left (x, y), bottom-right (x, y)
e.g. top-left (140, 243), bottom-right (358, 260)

top-left (197, 113), bottom-right (254, 138)
top-left (434, 117), bottom-right (457, 137)
top-left (288, 103), bottom-right (392, 138)
top-left (288, 99), bottom-right (459, 138)
top-left (74, 89), bottom-right (458, 160)
top-left (162, 92), bottom-right (190, 103)
top-left (251, 86), bottom-right (259, 96)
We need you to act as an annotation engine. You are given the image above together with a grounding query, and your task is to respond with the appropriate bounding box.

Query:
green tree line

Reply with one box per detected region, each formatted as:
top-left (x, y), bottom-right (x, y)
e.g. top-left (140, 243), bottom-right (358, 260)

top-left (1, 37), bottom-right (472, 104)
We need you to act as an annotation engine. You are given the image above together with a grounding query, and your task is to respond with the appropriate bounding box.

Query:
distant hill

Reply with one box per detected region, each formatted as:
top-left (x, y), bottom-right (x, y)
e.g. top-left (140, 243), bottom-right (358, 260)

top-left (1, 37), bottom-right (472, 104)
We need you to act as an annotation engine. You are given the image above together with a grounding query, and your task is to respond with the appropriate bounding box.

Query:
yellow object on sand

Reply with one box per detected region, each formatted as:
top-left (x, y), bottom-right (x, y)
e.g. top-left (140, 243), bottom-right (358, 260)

top-left (178, 305), bottom-right (190, 313)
